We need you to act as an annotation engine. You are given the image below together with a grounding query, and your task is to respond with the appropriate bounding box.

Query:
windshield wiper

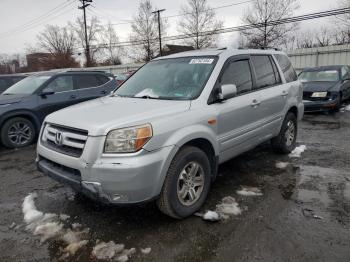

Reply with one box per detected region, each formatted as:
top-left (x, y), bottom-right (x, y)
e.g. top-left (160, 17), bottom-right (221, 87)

top-left (134, 95), bottom-right (159, 99)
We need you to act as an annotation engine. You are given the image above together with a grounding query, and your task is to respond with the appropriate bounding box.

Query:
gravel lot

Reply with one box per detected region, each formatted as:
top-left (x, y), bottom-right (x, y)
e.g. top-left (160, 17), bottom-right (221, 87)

top-left (1, 105), bottom-right (350, 262)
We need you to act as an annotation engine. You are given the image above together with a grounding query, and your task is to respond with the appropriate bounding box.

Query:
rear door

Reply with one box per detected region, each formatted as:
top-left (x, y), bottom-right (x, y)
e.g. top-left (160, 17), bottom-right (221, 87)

top-left (36, 75), bottom-right (79, 121)
top-left (212, 55), bottom-right (264, 162)
top-left (249, 55), bottom-right (287, 141)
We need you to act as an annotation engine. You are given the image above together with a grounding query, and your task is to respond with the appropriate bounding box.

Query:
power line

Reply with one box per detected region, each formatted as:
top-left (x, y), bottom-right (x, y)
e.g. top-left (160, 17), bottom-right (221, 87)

top-left (108, 0), bottom-right (253, 26)
top-left (0, 0), bottom-right (76, 38)
top-left (77, 7), bottom-right (350, 50)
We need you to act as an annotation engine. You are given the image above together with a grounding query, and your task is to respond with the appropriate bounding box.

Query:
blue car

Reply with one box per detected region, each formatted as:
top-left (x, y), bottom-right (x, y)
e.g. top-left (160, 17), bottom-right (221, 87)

top-left (0, 70), bottom-right (117, 148)
top-left (299, 65), bottom-right (350, 112)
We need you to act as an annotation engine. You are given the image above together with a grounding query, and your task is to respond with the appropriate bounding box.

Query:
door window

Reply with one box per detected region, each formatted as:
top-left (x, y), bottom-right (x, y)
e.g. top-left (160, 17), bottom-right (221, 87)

top-left (251, 55), bottom-right (279, 89)
top-left (46, 76), bottom-right (73, 92)
top-left (275, 54), bottom-right (298, 83)
top-left (220, 60), bottom-right (253, 95)
top-left (74, 75), bottom-right (100, 90)
top-left (96, 75), bottom-right (110, 85)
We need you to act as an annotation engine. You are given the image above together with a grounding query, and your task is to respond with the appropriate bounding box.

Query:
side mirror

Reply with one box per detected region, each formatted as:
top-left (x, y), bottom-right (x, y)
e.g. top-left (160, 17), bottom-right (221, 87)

top-left (40, 87), bottom-right (55, 96)
top-left (218, 84), bottom-right (237, 101)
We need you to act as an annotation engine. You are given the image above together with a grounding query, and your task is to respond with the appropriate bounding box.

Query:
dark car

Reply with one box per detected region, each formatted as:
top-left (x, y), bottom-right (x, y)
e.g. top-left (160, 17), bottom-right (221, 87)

top-left (0, 74), bottom-right (28, 94)
top-left (299, 65), bottom-right (350, 112)
top-left (0, 70), bottom-right (116, 148)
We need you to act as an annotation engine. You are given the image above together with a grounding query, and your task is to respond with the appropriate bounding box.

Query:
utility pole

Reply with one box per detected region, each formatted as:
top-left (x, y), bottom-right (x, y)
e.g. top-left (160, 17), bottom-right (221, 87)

top-left (152, 9), bottom-right (165, 56)
top-left (79, 0), bottom-right (92, 67)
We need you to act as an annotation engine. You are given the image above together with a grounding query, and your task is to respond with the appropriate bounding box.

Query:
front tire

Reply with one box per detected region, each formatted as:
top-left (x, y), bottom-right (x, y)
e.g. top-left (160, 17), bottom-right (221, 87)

top-left (157, 146), bottom-right (211, 219)
top-left (1, 117), bottom-right (36, 148)
top-left (271, 112), bottom-right (297, 154)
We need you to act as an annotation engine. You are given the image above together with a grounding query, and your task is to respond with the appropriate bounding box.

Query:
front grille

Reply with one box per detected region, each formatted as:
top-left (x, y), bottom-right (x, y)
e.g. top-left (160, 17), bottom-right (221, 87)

top-left (41, 124), bottom-right (88, 158)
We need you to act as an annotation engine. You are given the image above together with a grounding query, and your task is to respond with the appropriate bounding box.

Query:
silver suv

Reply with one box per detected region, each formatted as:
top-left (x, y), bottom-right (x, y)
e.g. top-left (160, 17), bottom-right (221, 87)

top-left (36, 48), bottom-right (304, 219)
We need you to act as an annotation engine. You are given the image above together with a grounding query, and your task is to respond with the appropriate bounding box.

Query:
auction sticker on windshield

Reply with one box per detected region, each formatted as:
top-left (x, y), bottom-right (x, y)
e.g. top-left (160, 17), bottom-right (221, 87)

top-left (189, 58), bottom-right (214, 64)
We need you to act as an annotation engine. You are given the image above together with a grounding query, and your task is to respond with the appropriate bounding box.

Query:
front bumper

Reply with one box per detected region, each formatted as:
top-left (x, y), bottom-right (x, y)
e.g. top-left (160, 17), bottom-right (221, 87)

top-left (303, 98), bottom-right (339, 112)
top-left (36, 136), bottom-right (176, 204)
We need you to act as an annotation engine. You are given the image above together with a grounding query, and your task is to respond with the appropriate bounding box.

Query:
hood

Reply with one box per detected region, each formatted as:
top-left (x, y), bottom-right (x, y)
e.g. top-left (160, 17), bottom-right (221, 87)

top-left (0, 94), bottom-right (28, 105)
top-left (302, 81), bottom-right (340, 92)
top-left (45, 96), bottom-right (191, 136)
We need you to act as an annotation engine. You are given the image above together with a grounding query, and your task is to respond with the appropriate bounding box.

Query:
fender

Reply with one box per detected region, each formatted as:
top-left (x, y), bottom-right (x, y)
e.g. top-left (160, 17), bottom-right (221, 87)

top-left (0, 110), bottom-right (41, 132)
top-left (163, 124), bottom-right (219, 156)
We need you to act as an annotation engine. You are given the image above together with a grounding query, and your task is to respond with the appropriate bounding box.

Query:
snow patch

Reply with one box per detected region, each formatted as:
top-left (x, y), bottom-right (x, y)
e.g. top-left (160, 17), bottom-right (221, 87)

top-left (34, 222), bottom-right (63, 242)
top-left (141, 247), bottom-right (152, 254)
top-left (289, 145), bottom-right (306, 158)
top-left (202, 211), bottom-right (220, 221)
top-left (345, 105), bottom-right (350, 111)
top-left (275, 161), bottom-right (289, 169)
top-left (236, 186), bottom-right (263, 197)
top-left (202, 196), bottom-right (242, 222)
top-left (92, 241), bottom-right (136, 262)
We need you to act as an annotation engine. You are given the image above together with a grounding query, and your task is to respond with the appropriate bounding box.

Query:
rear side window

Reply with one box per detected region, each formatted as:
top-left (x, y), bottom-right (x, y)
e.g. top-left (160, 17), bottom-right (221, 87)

top-left (275, 54), bottom-right (297, 83)
top-left (96, 75), bottom-right (110, 85)
top-left (220, 59), bottom-right (253, 95)
top-left (74, 75), bottom-right (100, 90)
top-left (251, 55), bottom-right (278, 89)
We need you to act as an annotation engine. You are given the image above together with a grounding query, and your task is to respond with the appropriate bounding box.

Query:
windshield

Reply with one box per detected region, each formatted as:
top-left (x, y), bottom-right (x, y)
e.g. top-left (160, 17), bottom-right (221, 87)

top-left (299, 70), bottom-right (339, 82)
top-left (114, 57), bottom-right (217, 100)
top-left (3, 75), bottom-right (51, 95)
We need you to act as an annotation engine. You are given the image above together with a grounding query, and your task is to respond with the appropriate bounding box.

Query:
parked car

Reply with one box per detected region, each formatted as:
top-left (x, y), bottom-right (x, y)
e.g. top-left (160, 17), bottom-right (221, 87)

top-left (299, 65), bottom-right (350, 112)
top-left (0, 74), bottom-right (28, 94)
top-left (0, 70), bottom-right (116, 148)
top-left (36, 49), bottom-right (303, 218)
top-left (116, 70), bottom-right (136, 86)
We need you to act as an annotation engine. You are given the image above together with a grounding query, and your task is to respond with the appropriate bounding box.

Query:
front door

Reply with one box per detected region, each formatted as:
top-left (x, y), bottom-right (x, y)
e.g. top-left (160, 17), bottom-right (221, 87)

top-left (212, 56), bottom-right (263, 163)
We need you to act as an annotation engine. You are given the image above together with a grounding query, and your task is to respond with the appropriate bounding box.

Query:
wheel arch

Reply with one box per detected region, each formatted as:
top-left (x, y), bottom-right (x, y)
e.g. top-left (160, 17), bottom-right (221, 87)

top-left (0, 111), bottom-right (41, 133)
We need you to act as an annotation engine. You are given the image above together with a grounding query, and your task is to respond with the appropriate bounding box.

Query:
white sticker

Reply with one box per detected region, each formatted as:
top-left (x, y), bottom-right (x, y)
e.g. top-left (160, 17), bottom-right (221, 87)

top-left (189, 58), bottom-right (214, 64)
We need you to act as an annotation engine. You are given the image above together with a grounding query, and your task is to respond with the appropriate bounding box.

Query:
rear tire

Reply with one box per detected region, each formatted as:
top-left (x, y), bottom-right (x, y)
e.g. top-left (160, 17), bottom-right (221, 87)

top-left (271, 112), bottom-right (297, 154)
top-left (1, 117), bottom-right (36, 148)
top-left (157, 146), bottom-right (211, 219)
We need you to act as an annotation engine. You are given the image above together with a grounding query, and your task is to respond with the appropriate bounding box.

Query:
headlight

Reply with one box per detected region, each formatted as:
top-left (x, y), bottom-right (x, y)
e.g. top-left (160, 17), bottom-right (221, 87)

top-left (311, 92), bottom-right (328, 98)
top-left (104, 124), bottom-right (153, 153)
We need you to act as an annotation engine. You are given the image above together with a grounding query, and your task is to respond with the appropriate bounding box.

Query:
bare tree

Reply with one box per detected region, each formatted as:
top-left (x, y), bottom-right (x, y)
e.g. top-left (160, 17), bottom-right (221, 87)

top-left (100, 23), bottom-right (124, 65)
top-left (178, 0), bottom-right (223, 49)
top-left (332, 0), bottom-right (350, 44)
top-left (315, 27), bottom-right (333, 47)
top-left (240, 0), bottom-right (299, 48)
top-left (71, 16), bottom-right (103, 66)
top-left (35, 25), bottom-right (79, 69)
top-left (295, 30), bottom-right (316, 49)
top-left (130, 0), bottom-right (160, 62)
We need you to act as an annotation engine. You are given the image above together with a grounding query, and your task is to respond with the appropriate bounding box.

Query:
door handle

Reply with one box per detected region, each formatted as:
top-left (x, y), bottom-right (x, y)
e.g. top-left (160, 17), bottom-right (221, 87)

top-left (70, 94), bottom-right (77, 99)
top-left (282, 91), bottom-right (289, 97)
top-left (251, 99), bottom-right (261, 107)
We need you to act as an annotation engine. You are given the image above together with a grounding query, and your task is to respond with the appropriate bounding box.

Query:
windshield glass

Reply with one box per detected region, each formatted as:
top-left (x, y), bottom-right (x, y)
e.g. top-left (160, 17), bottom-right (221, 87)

top-left (3, 75), bottom-right (51, 95)
top-left (299, 70), bottom-right (339, 82)
top-left (114, 57), bottom-right (217, 100)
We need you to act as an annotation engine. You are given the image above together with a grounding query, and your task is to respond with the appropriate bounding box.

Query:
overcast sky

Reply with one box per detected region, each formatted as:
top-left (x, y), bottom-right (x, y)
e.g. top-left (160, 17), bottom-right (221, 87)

top-left (0, 0), bottom-right (338, 55)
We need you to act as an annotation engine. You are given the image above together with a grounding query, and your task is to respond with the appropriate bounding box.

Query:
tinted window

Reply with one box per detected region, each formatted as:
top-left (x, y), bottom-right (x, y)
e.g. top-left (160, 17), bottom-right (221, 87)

top-left (74, 75), bottom-right (100, 90)
top-left (46, 76), bottom-right (73, 92)
top-left (275, 54), bottom-right (297, 83)
top-left (0, 79), bottom-right (10, 89)
top-left (251, 55), bottom-right (277, 89)
top-left (220, 60), bottom-right (253, 94)
top-left (96, 75), bottom-right (110, 85)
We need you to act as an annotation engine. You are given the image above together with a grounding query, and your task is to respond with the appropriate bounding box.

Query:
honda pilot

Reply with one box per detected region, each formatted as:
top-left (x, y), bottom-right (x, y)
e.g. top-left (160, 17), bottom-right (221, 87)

top-left (36, 49), bottom-right (304, 219)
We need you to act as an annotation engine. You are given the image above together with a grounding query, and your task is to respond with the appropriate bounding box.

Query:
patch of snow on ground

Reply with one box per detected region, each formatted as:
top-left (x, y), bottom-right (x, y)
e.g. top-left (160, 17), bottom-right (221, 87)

top-left (141, 247), bottom-right (152, 254)
top-left (236, 187), bottom-right (263, 197)
top-left (34, 222), bottom-right (63, 242)
top-left (289, 145), bottom-right (307, 158)
top-left (346, 105), bottom-right (350, 111)
top-left (275, 161), bottom-right (289, 169)
top-left (202, 196), bottom-right (242, 222)
top-left (92, 241), bottom-right (136, 262)
top-left (202, 211), bottom-right (220, 221)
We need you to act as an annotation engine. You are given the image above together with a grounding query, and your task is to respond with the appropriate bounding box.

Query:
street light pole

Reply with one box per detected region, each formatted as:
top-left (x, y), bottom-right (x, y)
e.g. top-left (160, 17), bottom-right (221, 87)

top-left (79, 0), bottom-right (92, 67)
top-left (152, 9), bottom-right (165, 57)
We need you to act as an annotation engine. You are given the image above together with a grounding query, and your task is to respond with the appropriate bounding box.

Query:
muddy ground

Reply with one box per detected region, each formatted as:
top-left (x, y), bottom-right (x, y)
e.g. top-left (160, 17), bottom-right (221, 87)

top-left (0, 107), bottom-right (350, 262)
